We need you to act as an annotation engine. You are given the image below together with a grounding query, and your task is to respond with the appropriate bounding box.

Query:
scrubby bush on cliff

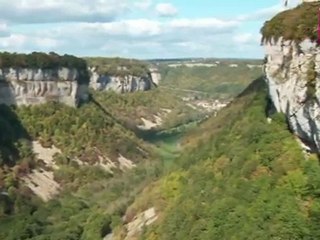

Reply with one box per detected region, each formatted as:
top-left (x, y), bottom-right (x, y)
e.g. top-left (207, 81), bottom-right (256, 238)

top-left (261, 2), bottom-right (319, 43)
top-left (306, 59), bottom-right (317, 100)
top-left (85, 57), bottom-right (150, 76)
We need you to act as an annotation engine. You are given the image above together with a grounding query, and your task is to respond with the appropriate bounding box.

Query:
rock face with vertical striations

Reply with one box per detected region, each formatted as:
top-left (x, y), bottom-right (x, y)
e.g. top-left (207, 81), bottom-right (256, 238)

top-left (89, 66), bottom-right (160, 93)
top-left (0, 52), bottom-right (90, 107)
top-left (262, 2), bottom-right (320, 151)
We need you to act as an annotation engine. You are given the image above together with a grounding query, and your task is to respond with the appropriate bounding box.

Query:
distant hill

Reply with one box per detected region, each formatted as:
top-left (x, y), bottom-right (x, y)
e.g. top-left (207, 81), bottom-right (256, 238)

top-left (157, 59), bottom-right (263, 100)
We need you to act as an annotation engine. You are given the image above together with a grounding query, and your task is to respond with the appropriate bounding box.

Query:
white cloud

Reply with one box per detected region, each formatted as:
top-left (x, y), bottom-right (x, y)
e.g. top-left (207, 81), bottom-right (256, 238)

top-left (0, 16), bottom-right (242, 58)
top-left (0, 23), bottom-right (7, 32)
top-left (0, 0), bottom-right (278, 59)
top-left (233, 33), bottom-right (260, 45)
top-left (170, 18), bottom-right (239, 29)
top-left (238, 5), bottom-right (284, 21)
top-left (134, 0), bottom-right (153, 10)
top-left (238, 0), bottom-right (300, 22)
top-left (0, 34), bottom-right (27, 48)
top-left (0, 0), bottom-right (129, 23)
top-left (64, 17), bottom-right (238, 41)
top-left (0, 34), bottom-right (61, 51)
top-left (0, 22), bottom-right (9, 37)
top-left (78, 19), bottom-right (162, 37)
top-left (155, 3), bottom-right (178, 17)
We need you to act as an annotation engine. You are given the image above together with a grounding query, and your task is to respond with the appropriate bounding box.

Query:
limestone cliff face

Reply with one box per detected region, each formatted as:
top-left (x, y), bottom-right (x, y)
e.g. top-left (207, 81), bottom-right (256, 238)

top-left (0, 67), bottom-right (89, 107)
top-left (264, 38), bottom-right (320, 151)
top-left (89, 67), bottom-right (160, 93)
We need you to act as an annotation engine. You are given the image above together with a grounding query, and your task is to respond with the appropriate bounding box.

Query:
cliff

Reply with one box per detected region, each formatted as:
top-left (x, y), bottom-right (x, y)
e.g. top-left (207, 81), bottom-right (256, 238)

top-left (89, 66), bottom-right (160, 93)
top-left (0, 52), bottom-right (89, 107)
top-left (86, 57), bottom-right (161, 93)
top-left (262, 2), bottom-right (320, 151)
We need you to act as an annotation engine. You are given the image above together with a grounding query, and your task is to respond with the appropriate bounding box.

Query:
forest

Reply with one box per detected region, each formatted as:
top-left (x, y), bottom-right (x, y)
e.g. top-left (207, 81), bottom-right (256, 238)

top-left (1, 52), bottom-right (319, 239)
top-left (2, 75), bottom-right (320, 239)
top-left (0, 52), bottom-right (87, 70)
top-left (85, 57), bottom-right (150, 76)
top-left (113, 78), bottom-right (320, 239)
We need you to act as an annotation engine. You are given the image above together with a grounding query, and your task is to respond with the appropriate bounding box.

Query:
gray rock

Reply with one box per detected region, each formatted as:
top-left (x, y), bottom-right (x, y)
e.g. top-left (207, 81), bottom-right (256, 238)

top-left (89, 67), bottom-right (160, 93)
top-left (264, 38), bottom-right (320, 151)
top-left (0, 67), bottom-right (89, 107)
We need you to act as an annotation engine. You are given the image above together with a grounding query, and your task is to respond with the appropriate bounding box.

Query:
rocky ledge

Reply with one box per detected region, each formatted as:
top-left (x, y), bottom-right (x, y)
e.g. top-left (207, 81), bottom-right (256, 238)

top-left (89, 66), bottom-right (161, 93)
top-left (0, 52), bottom-right (90, 107)
top-left (264, 37), bottom-right (320, 151)
top-left (262, 2), bottom-right (320, 152)
top-left (0, 67), bottom-right (89, 107)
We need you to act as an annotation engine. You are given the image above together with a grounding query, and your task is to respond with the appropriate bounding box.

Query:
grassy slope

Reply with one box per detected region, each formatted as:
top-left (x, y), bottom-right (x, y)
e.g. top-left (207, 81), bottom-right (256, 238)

top-left (114, 78), bottom-right (320, 240)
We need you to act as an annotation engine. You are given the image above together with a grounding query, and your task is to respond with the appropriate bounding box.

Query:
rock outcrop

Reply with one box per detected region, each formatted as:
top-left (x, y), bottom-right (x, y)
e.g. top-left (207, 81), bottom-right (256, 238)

top-left (264, 37), bottom-right (320, 151)
top-left (89, 67), bottom-right (160, 93)
top-left (149, 67), bottom-right (161, 86)
top-left (262, 1), bottom-right (320, 152)
top-left (0, 67), bottom-right (89, 107)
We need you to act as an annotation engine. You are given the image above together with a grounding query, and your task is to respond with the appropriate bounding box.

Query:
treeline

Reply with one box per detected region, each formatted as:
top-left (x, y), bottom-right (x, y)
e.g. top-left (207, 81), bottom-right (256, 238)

top-left (86, 57), bottom-right (150, 76)
top-left (261, 2), bottom-right (319, 43)
top-left (0, 52), bottom-right (88, 69)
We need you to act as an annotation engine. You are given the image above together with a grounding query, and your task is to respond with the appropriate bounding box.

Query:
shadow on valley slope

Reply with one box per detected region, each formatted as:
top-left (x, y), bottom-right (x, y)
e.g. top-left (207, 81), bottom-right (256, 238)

top-left (0, 104), bottom-right (31, 167)
top-left (0, 79), bottom-right (31, 166)
top-left (89, 93), bottom-right (136, 131)
top-left (0, 104), bottom-right (30, 215)
top-left (236, 75), bottom-right (266, 98)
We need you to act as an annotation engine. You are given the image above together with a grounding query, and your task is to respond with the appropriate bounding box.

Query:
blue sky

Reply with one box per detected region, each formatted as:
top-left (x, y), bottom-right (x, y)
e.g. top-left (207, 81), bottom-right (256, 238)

top-left (0, 0), bottom-right (300, 59)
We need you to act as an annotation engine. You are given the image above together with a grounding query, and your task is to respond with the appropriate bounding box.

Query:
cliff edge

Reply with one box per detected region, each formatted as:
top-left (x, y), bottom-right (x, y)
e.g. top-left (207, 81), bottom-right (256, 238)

top-left (262, 2), bottom-right (320, 151)
top-left (0, 52), bottom-right (89, 107)
top-left (86, 57), bottom-right (160, 93)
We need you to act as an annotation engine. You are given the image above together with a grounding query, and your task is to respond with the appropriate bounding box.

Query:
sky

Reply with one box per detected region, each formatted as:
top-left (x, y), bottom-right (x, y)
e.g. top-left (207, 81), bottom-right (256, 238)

top-left (0, 0), bottom-right (301, 59)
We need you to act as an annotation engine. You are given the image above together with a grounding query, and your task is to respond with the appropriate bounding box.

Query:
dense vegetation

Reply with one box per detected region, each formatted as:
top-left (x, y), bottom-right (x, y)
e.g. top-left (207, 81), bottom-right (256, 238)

top-left (306, 58), bottom-right (317, 100)
top-left (0, 98), bottom-right (159, 239)
top-left (92, 88), bottom-right (202, 130)
top-left (85, 57), bottom-right (150, 76)
top-left (0, 153), bottom-right (160, 240)
top-left (158, 60), bottom-right (262, 100)
top-left (2, 52), bottom-right (319, 239)
top-left (0, 52), bottom-right (87, 70)
top-left (0, 82), bottom-right (203, 239)
top-left (111, 78), bottom-right (320, 239)
top-left (261, 2), bottom-right (319, 43)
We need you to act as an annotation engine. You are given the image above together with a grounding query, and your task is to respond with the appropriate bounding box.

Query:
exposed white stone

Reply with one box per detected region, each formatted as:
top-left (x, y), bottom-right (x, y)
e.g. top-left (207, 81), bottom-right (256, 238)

top-left (32, 141), bottom-right (60, 169)
top-left (118, 154), bottom-right (136, 170)
top-left (89, 67), bottom-right (159, 92)
top-left (149, 67), bottom-right (161, 86)
top-left (0, 67), bottom-right (89, 107)
top-left (264, 38), bottom-right (320, 151)
top-left (23, 141), bottom-right (62, 201)
top-left (125, 207), bottom-right (158, 240)
top-left (24, 170), bottom-right (60, 202)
